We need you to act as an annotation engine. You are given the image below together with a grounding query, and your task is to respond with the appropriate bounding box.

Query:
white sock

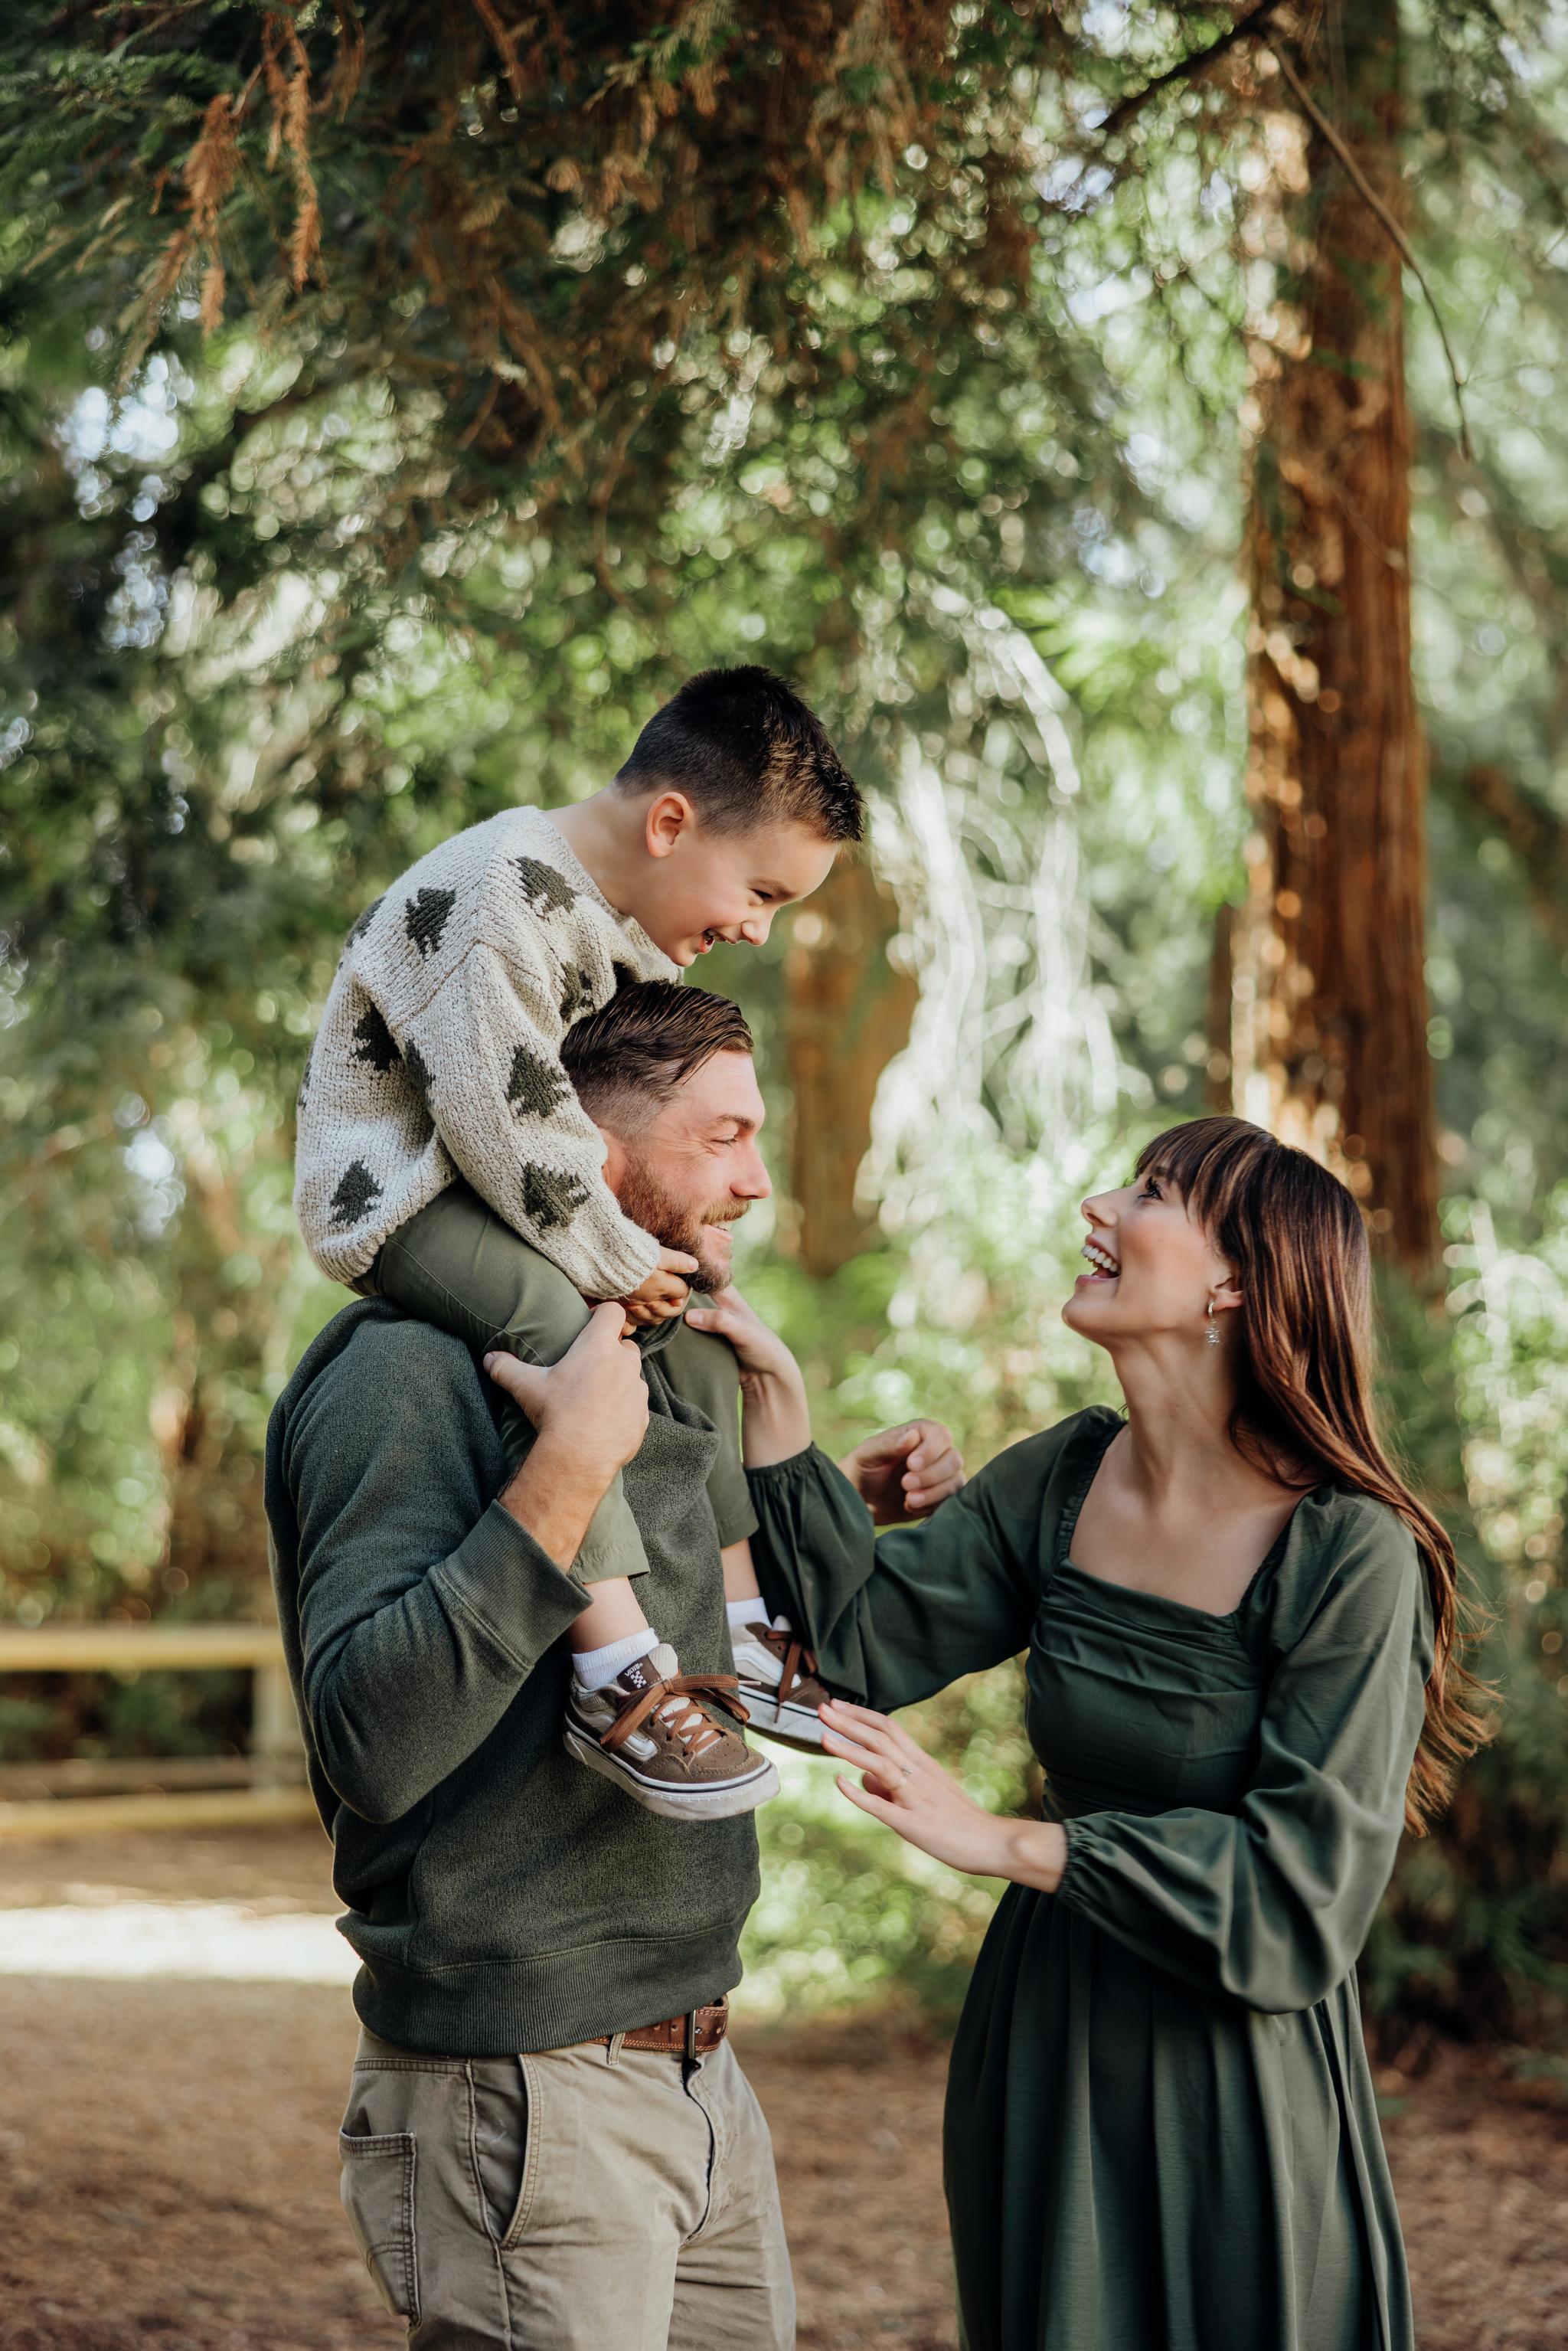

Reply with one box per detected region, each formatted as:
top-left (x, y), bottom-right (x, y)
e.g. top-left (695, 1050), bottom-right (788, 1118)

top-left (727, 1600), bottom-right (792, 1638)
top-left (573, 1628), bottom-right (660, 1692)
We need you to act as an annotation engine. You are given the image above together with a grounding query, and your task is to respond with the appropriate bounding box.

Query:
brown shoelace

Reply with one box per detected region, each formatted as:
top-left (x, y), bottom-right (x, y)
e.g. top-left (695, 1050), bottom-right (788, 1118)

top-left (746, 1623), bottom-right (819, 1708)
top-left (599, 1671), bottom-right (750, 1760)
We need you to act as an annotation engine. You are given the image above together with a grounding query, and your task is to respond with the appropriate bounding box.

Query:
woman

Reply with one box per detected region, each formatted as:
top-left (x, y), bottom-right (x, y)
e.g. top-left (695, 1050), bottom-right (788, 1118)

top-left (688, 1116), bottom-right (1487, 2351)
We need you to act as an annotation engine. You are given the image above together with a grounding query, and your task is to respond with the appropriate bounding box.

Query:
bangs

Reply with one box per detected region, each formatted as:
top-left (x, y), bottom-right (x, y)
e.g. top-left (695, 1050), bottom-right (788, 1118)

top-left (1134, 1116), bottom-right (1270, 1224)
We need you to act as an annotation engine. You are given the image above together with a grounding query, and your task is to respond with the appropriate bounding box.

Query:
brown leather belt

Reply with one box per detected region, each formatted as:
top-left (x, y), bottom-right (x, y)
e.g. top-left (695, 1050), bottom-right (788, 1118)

top-left (586, 1998), bottom-right (729, 2058)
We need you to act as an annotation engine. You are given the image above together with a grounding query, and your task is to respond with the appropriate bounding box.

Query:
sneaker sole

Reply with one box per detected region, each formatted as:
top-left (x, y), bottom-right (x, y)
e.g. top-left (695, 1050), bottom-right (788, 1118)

top-left (564, 1728), bottom-right (780, 1820)
top-left (736, 1690), bottom-right (830, 1754)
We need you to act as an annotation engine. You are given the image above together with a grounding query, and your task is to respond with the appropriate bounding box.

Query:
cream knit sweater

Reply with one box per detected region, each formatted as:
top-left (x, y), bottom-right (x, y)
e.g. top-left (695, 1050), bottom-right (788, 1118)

top-left (294, 806), bottom-right (678, 1296)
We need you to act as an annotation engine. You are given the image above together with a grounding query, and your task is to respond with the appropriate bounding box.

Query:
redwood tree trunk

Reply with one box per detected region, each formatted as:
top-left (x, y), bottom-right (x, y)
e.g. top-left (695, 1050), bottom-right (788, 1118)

top-left (782, 857), bottom-right (917, 1278)
top-left (1233, 1), bottom-right (1439, 1274)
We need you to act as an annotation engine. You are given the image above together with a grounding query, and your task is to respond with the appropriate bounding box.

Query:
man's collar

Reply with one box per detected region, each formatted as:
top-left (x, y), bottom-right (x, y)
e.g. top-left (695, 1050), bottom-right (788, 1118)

top-left (635, 1310), bottom-right (687, 1362)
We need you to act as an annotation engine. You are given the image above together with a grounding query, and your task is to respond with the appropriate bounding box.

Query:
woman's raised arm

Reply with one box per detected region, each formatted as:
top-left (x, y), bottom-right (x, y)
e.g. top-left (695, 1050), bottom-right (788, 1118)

top-left (744, 1420), bottom-right (1089, 1715)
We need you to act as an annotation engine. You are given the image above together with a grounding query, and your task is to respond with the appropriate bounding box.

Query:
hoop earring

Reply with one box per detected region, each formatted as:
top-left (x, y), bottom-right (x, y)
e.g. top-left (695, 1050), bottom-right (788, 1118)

top-left (1205, 1301), bottom-right (1220, 1346)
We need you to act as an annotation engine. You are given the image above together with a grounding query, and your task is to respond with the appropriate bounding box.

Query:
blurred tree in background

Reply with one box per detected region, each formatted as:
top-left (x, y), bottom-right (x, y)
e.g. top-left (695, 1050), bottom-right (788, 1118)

top-left (2, 1), bottom-right (1567, 2049)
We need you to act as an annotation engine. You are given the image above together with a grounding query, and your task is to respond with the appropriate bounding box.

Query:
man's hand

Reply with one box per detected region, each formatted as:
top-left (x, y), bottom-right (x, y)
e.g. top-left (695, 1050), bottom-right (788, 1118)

top-left (619, 1247), bottom-right (698, 1329)
top-left (485, 1304), bottom-right (649, 1563)
top-left (838, 1421), bottom-right (965, 1524)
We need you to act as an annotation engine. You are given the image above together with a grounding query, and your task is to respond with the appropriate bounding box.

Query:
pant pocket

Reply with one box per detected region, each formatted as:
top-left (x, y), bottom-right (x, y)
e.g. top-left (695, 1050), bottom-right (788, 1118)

top-left (339, 2128), bottom-right (420, 2321)
top-left (471, 2055), bottom-right (543, 2249)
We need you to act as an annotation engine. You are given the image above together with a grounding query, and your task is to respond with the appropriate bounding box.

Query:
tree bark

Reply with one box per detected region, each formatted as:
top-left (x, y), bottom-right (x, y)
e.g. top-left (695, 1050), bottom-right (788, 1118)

top-left (1204, 901), bottom-right (1236, 1111)
top-left (1456, 763), bottom-right (1568, 958)
top-left (782, 858), bottom-right (918, 1278)
top-left (1233, 2), bottom-right (1439, 1273)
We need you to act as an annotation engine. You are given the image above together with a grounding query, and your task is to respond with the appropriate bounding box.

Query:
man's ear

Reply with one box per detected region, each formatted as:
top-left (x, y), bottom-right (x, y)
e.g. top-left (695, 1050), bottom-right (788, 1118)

top-left (643, 790), bottom-right (694, 861)
top-left (598, 1124), bottom-right (628, 1195)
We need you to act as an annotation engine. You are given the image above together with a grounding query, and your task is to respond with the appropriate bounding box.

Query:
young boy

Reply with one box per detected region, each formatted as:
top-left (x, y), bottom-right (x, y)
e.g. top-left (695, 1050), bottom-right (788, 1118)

top-left (294, 666), bottom-right (858, 1818)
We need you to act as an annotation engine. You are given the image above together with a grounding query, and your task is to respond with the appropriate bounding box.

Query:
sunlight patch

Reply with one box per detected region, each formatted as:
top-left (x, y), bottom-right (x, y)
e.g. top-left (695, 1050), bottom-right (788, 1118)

top-left (0, 1901), bottom-right (358, 1985)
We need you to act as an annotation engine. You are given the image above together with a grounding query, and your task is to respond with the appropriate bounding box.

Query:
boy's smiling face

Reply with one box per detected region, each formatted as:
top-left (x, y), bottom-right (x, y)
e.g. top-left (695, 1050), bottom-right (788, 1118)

top-left (633, 797), bottom-right (840, 966)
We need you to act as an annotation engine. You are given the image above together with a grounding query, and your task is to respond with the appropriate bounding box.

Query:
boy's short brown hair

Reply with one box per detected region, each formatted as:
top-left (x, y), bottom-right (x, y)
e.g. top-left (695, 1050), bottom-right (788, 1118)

top-left (560, 980), bottom-right (754, 1127)
top-left (614, 665), bottom-right (862, 842)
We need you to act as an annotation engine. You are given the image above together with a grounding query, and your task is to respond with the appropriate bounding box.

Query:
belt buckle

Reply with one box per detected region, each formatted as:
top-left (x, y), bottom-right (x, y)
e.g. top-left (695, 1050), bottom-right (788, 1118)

top-left (684, 2006), bottom-right (700, 2062)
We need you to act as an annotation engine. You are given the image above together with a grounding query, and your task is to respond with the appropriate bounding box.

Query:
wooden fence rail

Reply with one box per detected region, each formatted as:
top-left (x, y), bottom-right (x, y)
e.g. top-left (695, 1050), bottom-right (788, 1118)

top-left (0, 1624), bottom-right (315, 1840)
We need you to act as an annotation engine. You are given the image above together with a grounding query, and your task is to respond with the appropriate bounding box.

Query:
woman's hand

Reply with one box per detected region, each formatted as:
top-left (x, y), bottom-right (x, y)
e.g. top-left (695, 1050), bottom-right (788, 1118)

top-left (838, 1421), bottom-right (965, 1522)
top-left (684, 1283), bottom-right (811, 1466)
top-left (821, 1699), bottom-right (1067, 1891)
top-left (682, 1282), bottom-right (799, 1385)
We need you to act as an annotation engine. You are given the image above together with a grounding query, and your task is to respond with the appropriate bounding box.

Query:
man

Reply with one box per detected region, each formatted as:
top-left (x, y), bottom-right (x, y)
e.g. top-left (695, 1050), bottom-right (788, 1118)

top-left (265, 979), bottom-right (962, 2351)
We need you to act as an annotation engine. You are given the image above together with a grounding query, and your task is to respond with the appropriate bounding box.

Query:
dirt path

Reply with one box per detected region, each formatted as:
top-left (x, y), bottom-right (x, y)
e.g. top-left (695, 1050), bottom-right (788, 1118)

top-left (0, 1826), bottom-right (1563, 2349)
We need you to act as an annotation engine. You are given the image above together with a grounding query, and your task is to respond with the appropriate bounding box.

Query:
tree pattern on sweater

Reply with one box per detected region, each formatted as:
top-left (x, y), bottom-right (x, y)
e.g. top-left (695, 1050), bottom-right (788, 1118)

top-left (292, 805), bottom-right (678, 1295)
top-left (351, 1001), bottom-right (400, 1075)
top-left (405, 886), bottom-right (458, 959)
top-left (330, 1159), bottom-right (383, 1228)
top-left (506, 1043), bottom-right (570, 1120)
top-left (521, 1162), bottom-right (592, 1231)
top-left (558, 965), bottom-right (596, 1024)
top-left (346, 894), bottom-right (384, 949)
top-left (514, 857), bottom-right (578, 916)
top-left (403, 1038), bottom-right (433, 1103)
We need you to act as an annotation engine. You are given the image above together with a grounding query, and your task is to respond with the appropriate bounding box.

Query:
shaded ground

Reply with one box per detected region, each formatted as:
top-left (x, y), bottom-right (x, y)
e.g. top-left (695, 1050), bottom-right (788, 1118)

top-left (0, 1826), bottom-right (1563, 2349)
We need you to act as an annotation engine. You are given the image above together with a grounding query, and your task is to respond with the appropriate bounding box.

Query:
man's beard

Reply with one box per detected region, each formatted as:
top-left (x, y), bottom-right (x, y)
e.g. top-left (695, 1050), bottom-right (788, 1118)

top-left (616, 1163), bottom-right (749, 1294)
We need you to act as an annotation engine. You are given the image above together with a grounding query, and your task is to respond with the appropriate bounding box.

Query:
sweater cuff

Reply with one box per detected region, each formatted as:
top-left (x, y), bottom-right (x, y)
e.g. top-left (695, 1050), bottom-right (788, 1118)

top-left (430, 1498), bottom-right (587, 1673)
top-left (570, 1215), bottom-right (662, 1303)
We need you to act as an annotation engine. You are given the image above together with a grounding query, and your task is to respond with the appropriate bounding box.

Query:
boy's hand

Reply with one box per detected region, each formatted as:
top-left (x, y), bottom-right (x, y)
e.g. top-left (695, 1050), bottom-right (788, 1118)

top-left (838, 1421), bottom-right (965, 1523)
top-left (619, 1247), bottom-right (698, 1329)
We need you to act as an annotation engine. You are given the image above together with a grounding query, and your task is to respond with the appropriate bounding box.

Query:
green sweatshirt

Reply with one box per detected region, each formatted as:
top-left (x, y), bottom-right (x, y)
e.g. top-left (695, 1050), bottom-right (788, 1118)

top-left (264, 1294), bottom-right (760, 2057)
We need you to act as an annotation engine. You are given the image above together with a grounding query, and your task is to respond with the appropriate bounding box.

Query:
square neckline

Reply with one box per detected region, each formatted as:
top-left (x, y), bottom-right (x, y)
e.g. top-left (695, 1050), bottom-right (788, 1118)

top-left (1054, 1409), bottom-right (1311, 1628)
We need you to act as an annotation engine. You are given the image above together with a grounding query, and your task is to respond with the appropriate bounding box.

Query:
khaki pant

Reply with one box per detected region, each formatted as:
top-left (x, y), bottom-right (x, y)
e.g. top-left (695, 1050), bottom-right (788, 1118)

top-left (338, 2027), bottom-right (795, 2350)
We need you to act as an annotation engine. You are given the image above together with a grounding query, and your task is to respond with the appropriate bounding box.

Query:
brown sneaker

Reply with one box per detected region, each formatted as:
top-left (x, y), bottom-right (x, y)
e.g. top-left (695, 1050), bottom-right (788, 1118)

top-left (564, 1644), bottom-right (779, 1820)
top-left (730, 1619), bottom-right (835, 1753)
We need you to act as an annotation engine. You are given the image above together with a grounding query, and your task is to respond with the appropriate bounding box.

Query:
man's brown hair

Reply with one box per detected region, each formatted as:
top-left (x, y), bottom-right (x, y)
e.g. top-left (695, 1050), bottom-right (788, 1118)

top-left (560, 980), bottom-right (754, 1126)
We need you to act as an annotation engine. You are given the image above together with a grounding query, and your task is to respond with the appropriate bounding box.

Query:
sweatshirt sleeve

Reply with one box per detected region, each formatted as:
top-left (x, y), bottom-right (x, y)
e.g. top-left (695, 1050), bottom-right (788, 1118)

top-left (283, 1321), bottom-right (588, 1824)
top-left (400, 934), bottom-right (662, 1300)
top-left (1055, 1507), bottom-right (1432, 2014)
top-left (745, 1425), bottom-right (1076, 1712)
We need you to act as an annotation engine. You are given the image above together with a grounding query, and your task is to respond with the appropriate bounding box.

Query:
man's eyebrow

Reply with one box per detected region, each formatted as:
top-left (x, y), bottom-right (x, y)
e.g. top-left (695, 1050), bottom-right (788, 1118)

top-left (711, 1112), bottom-right (759, 1135)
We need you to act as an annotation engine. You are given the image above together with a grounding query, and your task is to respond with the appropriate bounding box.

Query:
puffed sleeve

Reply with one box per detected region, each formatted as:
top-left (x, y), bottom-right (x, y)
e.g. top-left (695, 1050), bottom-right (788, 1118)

top-left (1055, 1498), bottom-right (1433, 2013)
top-left (746, 1414), bottom-right (1097, 1714)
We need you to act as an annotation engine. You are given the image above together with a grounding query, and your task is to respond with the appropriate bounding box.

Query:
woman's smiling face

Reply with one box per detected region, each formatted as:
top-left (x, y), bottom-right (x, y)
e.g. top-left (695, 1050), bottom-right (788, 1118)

top-left (1060, 1164), bottom-right (1240, 1350)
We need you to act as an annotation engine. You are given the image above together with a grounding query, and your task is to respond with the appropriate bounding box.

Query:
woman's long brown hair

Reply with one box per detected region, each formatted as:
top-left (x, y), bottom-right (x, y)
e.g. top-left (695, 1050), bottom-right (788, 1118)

top-left (1136, 1115), bottom-right (1489, 1834)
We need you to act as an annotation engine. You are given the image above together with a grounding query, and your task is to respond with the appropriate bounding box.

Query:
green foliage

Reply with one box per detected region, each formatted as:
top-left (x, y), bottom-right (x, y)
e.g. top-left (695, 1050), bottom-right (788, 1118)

top-left (2, 0), bottom-right (1567, 2048)
top-left (1363, 1188), bottom-right (1568, 2045)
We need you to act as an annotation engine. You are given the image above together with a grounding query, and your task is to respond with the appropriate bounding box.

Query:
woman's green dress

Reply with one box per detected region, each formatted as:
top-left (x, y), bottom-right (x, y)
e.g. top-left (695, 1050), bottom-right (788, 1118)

top-left (748, 1405), bottom-right (1432, 2351)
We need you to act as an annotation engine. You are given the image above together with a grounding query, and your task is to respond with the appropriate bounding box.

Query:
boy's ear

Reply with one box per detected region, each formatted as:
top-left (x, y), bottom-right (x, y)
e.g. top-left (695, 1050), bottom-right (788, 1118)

top-left (644, 789), bottom-right (696, 860)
